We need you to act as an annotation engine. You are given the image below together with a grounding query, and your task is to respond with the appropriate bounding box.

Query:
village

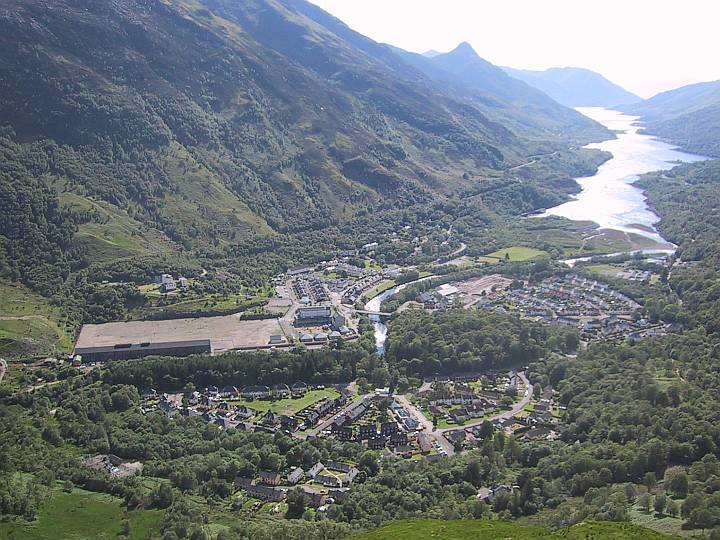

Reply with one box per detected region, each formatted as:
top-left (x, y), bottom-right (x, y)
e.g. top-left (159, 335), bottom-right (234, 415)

top-left (130, 365), bottom-right (564, 510)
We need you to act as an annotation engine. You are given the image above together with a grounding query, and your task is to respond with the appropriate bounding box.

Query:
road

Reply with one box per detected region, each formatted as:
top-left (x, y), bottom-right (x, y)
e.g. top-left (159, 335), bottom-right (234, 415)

top-left (395, 394), bottom-right (456, 456)
top-left (438, 371), bottom-right (533, 434)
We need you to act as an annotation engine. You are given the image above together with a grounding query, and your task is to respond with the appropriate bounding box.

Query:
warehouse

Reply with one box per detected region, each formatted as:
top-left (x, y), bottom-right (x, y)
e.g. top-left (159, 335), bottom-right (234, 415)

top-left (75, 339), bottom-right (211, 362)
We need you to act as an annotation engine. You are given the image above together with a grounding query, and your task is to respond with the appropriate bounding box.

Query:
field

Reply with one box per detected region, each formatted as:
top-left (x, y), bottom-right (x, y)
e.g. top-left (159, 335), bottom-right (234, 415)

top-left (582, 263), bottom-right (625, 277)
top-left (482, 246), bottom-right (549, 263)
top-left (230, 388), bottom-right (340, 418)
top-left (75, 314), bottom-right (289, 355)
top-left (351, 519), bottom-right (676, 539)
top-left (362, 280), bottom-right (397, 301)
top-left (0, 487), bottom-right (163, 540)
top-left (0, 280), bottom-right (73, 358)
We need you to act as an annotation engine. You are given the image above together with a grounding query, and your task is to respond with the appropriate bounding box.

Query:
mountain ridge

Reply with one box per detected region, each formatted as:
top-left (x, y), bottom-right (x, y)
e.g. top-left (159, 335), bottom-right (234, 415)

top-left (502, 66), bottom-right (641, 107)
top-left (621, 79), bottom-right (720, 157)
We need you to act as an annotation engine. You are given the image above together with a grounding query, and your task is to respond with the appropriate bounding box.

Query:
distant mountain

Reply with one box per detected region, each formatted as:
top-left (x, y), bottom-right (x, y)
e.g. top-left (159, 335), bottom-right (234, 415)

top-left (621, 80), bottom-right (720, 157)
top-left (421, 49), bottom-right (442, 58)
top-left (502, 66), bottom-right (641, 107)
top-left (391, 42), bottom-right (609, 141)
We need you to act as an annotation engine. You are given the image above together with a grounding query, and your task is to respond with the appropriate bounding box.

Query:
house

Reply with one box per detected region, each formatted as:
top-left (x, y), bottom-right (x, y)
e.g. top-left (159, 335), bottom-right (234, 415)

top-left (307, 462), bottom-right (325, 479)
top-left (314, 398), bottom-right (334, 417)
top-left (236, 405), bottom-right (253, 419)
top-left (287, 468), bottom-right (305, 485)
top-left (317, 474), bottom-right (342, 487)
top-left (335, 425), bottom-right (353, 441)
top-left (395, 445), bottom-right (414, 458)
top-left (329, 488), bottom-right (350, 503)
top-left (273, 383), bottom-right (291, 398)
top-left (314, 333), bottom-right (328, 342)
top-left (418, 433), bottom-right (433, 454)
top-left (331, 312), bottom-right (346, 330)
top-left (390, 432), bottom-right (408, 447)
top-left (446, 430), bottom-right (466, 446)
top-left (402, 417), bottom-right (419, 431)
top-left (241, 385), bottom-right (271, 399)
top-left (346, 401), bottom-right (367, 423)
top-left (302, 488), bottom-right (327, 508)
top-left (261, 411), bottom-right (279, 426)
top-left (299, 333), bottom-right (315, 344)
top-left (291, 382), bottom-right (308, 396)
top-left (160, 279), bottom-right (177, 294)
top-left (247, 485), bottom-right (286, 502)
top-left (259, 471), bottom-right (281, 486)
top-left (234, 476), bottom-right (253, 489)
top-left (178, 276), bottom-right (189, 289)
top-left (219, 385), bottom-right (239, 398)
top-left (343, 467), bottom-right (359, 484)
top-left (269, 334), bottom-right (286, 345)
top-left (478, 484), bottom-right (512, 503)
top-left (327, 462), bottom-right (352, 473)
top-left (304, 411), bottom-right (320, 427)
top-left (358, 424), bottom-right (377, 440)
top-left (368, 437), bottom-right (387, 450)
top-left (280, 415), bottom-right (298, 432)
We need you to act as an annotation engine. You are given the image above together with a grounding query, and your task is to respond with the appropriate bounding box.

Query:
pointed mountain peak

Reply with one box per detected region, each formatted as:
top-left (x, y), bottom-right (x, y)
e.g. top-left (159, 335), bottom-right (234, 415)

top-left (449, 41), bottom-right (478, 57)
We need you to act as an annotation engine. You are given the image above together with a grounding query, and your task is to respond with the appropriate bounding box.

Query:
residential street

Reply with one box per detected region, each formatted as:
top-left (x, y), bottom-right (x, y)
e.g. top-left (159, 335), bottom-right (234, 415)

top-left (439, 371), bottom-right (533, 434)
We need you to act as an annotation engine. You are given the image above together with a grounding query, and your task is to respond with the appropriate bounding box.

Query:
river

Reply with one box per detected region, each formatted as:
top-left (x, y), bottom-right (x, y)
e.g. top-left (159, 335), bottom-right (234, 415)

top-left (364, 277), bottom-right (433, 355)
top-left (544, 107), bottom-right (708, 245)
top-left (365, 108), bottom-right (708, 352)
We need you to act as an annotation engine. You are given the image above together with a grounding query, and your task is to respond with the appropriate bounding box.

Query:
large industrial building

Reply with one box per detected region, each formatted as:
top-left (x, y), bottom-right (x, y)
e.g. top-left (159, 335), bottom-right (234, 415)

top-left (74, 339), bottom-right (211, 363)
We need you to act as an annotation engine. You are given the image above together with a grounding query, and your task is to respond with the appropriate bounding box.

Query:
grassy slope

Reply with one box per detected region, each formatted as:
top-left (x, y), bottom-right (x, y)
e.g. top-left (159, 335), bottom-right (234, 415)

top-left (0, 281), bottom-right (73, 358)
top-left (0, 488), bottom-right (163, 540)
top-left (60, 193), bottom-right (178, 263)
top-left (351, 519), bottom-right (676, 540)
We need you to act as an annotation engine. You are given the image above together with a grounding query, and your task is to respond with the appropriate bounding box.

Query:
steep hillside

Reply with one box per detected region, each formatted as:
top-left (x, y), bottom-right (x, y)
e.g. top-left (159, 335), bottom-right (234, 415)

top-left (392, 43), bottom-right (609, 141)
top-left (503, 66), bottom-right (641, 107)
top-left (621, 80), bottom-right (720, 157)
top-left (0, 0), bottom-right (610, 321)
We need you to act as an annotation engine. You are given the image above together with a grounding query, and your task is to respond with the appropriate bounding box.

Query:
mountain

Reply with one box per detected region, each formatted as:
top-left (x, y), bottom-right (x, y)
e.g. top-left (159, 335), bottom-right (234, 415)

top-left (391, 42), bottom-right (609, 141)
top-left (621, 80), bottom-right (720, 157)
top-left (502, 66), bottom-right (642, 107)
top-left (0, 0), bottom-right (609, 300)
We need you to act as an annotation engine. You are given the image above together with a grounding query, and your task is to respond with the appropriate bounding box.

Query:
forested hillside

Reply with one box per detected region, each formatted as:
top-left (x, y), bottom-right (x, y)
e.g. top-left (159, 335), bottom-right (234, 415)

top-left (0, 0), bottom-right (613, 344)
top-left (622, 81), bottom-right (720, 157)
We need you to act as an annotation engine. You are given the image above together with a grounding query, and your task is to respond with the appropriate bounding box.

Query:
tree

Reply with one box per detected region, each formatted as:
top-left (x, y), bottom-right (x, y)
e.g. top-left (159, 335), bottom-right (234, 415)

top-left (63, 480), bottom-right (74, 493)
top-left (154, 483), bottom-right (175, 509)
top-left (667, 499), bottom-right (680, 518)
top-left (638, 493), bottom-right (651, 513)
top-left (286, 488), bottom-right (307, 519)
top-left (665, 467), bottom-right (689, 498)
top-left (654, 492), bottom-right (667, 515)
top-left (643, 472), bottom-right (657, 492)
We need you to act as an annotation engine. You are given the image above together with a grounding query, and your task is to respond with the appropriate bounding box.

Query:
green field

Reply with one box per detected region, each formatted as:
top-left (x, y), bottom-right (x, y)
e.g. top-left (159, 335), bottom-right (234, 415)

top-left (483, 246), bottom-right (549, 263)
top-left (230, 388), bottom-right (340, 419)
top-left (0, 488), bottom-right (163, 540)
top-left (583, 263), bottom-right (625, 277)
top-left (0, 280), bottom-right (73, 358)
top-left (351, 519), bottom-right (676, 540)
top-left (362, 280), bottom-right (397, 301)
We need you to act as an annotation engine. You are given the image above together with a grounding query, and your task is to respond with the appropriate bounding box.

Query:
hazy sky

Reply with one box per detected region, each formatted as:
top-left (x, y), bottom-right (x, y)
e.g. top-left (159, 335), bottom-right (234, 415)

top-left (308, 0), bottom-right (720, 98)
